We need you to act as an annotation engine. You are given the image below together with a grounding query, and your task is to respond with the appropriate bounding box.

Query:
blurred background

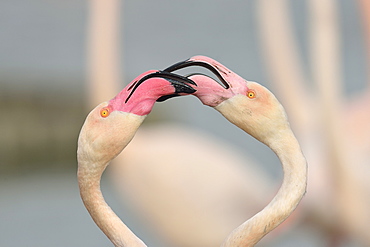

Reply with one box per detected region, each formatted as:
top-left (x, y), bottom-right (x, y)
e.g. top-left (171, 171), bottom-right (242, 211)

top-left (0, 0), bottom-right (369, 246)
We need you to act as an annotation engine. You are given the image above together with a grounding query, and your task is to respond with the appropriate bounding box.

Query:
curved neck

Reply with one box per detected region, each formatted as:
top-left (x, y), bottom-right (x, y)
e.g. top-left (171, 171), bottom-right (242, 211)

top-left (222, 129), bottom-right (307, 246)
top-left (78, 162), bottom-right (147, 247)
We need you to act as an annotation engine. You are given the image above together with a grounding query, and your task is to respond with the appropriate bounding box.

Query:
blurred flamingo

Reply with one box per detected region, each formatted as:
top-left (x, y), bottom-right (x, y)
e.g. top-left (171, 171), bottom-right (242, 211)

top-left (257, 0), bottom-right (370, 245)
top-left (86, 0), bottom-right (122, 107)
top-left (111, 123), bottom-right (273, 247)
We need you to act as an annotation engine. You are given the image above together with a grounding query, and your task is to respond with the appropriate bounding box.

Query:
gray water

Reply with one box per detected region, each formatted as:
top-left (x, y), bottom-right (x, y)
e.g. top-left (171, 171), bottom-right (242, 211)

top-left (0, 171), bottom-right (325, 247)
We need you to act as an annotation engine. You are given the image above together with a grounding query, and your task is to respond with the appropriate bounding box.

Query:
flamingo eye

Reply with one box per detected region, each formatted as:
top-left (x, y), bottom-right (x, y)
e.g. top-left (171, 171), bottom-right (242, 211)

top-left (247, 90), bottom-right (256, 99)
top-left (100, 107), bottom-right (110, 118)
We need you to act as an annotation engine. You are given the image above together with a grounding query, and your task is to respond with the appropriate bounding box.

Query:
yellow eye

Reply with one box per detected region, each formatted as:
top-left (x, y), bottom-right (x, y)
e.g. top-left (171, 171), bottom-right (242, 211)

top-left (247, 90), bottom-right (256, 99)
top-left (100, 107), bottom-right (110, 118)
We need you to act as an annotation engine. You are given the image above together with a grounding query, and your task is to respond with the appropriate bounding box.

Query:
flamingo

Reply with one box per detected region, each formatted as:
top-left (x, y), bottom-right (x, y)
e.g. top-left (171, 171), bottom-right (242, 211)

top-left (77, 70), bottom-right (195, 247)
top-left (164, 55), bottom-right (308, 246)
top-left (85, 2), bottom-right (275, 246)
top-left (79, 55), bottom-right (307, 246)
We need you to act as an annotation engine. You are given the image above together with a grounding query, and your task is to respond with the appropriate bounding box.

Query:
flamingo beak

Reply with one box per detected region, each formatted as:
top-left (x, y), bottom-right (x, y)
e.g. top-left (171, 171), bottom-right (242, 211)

top-left (125, 70), bottom-right (197, 103)
top-left (152, 71), bottom-right (197, 102)
top-left (163, 58), bottom-right (230, 89)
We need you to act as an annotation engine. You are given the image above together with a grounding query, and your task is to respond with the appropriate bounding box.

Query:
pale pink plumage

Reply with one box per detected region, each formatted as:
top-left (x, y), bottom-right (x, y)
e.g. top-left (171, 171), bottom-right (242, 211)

top-left (181, 56), bottom-right (308, 246)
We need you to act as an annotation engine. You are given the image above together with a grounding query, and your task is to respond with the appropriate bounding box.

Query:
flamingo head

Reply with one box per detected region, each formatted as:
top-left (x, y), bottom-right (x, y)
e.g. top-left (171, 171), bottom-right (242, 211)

top-left (77, 70), bottom-right (196, 170)
top-left (164, 55), bottom-right (289, 145)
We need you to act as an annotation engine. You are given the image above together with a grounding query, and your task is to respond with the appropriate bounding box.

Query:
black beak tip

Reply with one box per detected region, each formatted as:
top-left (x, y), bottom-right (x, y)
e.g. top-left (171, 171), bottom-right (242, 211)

top-left (156, 94), bottom-right (178, 102)
top-left (163, 59), bottom-right (191, 72)
top-left (156, 78), bottom-right (197, 102)
top-left (153, 71), bottom-right (197, 102)
top-left (172, 81), bottom-right (197, 94)
top-left (125, 70), bottom-right (196, 104)
top-left (163, 58), bottom-right (230, 89)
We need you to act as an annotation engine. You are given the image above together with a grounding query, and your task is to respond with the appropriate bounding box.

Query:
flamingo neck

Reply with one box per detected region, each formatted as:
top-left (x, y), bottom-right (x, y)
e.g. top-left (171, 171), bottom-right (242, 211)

top-left (77, 111), bottom-right (147, 247)
top-left (78, 161), bottom-right (147, 247)
top-left (222, 129), bottom-right (307, 246)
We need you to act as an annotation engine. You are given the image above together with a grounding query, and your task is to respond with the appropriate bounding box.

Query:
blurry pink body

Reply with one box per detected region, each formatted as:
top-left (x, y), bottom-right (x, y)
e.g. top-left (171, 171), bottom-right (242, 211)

top-left (111, 123), bottom-right (272, 247)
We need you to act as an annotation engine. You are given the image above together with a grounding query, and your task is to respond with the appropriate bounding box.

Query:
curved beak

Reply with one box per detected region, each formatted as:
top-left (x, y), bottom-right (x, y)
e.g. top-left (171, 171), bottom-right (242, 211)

top-left (163, 56), bottom-right (249, 107)
top-left (163, 56), bottom-right (231, 89)
top-left (125, 70), bottom-right (197, 103)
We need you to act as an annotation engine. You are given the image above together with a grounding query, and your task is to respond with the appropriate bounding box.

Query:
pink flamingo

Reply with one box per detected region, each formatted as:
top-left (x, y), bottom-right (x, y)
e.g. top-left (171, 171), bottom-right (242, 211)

top-left (77, 70), bottom-right (195, 247)
top-left (85, 3), bottom-right (275, 246)
top-left (85, 2), bottom-right (292, 245)
top-left (165, 55), bottom-right (308, 246)
top-left (79, 55), bottom-right (307, 246)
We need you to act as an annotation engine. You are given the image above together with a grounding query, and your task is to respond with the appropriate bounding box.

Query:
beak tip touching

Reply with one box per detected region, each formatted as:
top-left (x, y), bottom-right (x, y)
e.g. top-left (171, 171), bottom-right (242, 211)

top-left (173, 82), bottom-right (197, 94)
top-left (152, 71), bottom-right (197, 102)
top-left (155, 79), bottom-right (197, 102)
top-left (162, 56), bottom-right (230, 89)
top-left (127, 56), bottom-right (232, 104)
